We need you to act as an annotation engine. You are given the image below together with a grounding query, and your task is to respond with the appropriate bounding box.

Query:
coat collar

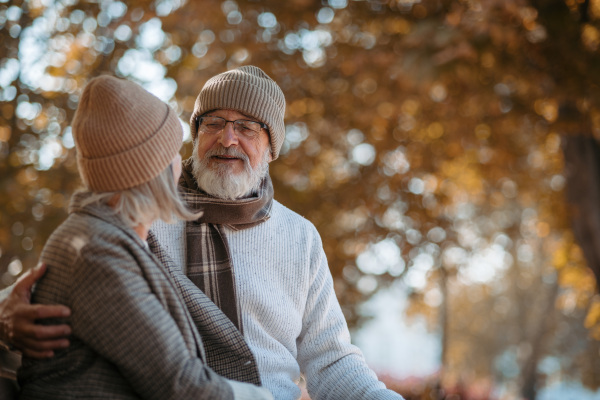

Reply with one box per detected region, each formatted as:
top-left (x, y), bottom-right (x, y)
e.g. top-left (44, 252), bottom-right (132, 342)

top-left (68, 191), bottom-right (146, 247)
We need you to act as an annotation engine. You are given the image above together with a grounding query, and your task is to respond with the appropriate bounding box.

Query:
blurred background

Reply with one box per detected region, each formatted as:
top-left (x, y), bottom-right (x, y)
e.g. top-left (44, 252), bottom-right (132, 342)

top-left (1, 0), bottom-right (600, 398)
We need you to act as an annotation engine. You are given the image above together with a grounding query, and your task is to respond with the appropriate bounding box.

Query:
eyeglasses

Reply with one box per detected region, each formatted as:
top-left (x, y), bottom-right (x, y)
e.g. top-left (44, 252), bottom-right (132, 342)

top-left (197, 116), bottom-right (267, 138)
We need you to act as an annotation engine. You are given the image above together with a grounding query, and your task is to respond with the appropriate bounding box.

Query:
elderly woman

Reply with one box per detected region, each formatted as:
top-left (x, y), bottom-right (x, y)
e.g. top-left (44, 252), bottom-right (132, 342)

top-left (17, 76), bottom-right (272, 400)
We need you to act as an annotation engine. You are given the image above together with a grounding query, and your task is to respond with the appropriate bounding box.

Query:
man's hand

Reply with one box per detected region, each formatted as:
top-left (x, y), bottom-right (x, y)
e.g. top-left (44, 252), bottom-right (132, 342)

top-left (0, 264), bottom-right (71, 358)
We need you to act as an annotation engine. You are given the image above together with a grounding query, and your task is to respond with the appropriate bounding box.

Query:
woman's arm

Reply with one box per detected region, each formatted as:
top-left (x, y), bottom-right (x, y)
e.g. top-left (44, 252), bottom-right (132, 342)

top-left (69, 243), bottom-right (270, 400)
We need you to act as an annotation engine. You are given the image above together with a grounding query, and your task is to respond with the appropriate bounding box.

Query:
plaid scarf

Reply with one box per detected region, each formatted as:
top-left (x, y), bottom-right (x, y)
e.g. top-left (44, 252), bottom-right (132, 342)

top-left (147, 231), bottom-right (262, 384)
top-left (178, 158), bottom-right (273, 332)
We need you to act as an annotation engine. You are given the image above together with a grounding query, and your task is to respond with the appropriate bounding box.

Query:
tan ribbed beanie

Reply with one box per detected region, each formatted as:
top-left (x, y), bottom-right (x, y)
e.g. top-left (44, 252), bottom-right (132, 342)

top-left (190, 65), bottom-right (286, 160)
top-left (72, 75), bottom-right (182, 192)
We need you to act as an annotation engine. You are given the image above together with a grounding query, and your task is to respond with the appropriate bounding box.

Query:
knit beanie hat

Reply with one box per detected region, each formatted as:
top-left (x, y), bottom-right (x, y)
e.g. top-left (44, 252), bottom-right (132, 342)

top-left (190, 65), bottom-right (286, 160)
top-left (72, 75), bottom-right (182, 192)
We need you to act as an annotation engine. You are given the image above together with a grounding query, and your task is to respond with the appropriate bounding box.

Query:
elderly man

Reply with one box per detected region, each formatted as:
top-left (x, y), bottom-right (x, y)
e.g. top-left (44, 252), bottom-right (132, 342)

top-left (1, 66), bottom-right (403, 400)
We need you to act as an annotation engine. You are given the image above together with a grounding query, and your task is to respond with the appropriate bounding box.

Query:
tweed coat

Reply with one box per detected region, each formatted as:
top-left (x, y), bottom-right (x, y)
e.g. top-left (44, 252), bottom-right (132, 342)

top-left (18, 192), bottom-right (259, 399)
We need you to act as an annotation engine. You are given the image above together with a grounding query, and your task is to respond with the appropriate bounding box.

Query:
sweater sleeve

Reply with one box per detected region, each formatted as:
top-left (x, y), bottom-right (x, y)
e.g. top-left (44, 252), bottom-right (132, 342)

top-left (68, 242), bottom-right (269, 400)
top-left (296, 233), bottom-right (404, 400)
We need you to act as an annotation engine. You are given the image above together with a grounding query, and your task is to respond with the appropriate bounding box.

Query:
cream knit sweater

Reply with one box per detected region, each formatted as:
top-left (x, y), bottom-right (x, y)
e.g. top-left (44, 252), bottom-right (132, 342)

top-left (151, 200), bottom-right (403, 400)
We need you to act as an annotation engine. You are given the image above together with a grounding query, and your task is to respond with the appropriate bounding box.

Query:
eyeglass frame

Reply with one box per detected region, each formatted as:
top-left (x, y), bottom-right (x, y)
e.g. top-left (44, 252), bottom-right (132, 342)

top-left (195, 115), bottom-right (268, 138)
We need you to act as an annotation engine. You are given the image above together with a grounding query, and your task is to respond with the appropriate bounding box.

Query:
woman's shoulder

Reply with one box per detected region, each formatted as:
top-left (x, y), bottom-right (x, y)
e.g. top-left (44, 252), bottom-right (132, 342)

top-left (42, 212), bottom-right (137, 268)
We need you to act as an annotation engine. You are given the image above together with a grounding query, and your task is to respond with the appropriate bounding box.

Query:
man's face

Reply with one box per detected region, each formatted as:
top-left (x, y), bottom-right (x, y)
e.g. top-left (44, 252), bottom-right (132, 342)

top-left (196, 109), bottom-right (271, 174)
top-left (192, 109), bottom-right (272, 199)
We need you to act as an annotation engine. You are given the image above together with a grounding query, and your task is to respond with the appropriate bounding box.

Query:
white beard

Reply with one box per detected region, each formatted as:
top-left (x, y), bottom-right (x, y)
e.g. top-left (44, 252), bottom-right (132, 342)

top-left (192, 141), bottom-right (269, 200)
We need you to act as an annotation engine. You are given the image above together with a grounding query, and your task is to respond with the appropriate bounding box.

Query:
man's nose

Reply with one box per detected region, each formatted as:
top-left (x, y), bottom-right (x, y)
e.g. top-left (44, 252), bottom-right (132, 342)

top-left (217, 121), bottom-right (239, 147)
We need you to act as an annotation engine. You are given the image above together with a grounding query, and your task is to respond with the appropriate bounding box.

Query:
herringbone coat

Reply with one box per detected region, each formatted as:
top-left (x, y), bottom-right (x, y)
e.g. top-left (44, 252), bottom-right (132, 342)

top-left (18, 192), bottom-right (259, 399)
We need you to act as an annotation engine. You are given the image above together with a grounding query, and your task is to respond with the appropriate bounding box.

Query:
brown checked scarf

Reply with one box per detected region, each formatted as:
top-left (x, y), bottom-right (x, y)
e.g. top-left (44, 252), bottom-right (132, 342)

top-left (178, 158), bottom-right (273, 333)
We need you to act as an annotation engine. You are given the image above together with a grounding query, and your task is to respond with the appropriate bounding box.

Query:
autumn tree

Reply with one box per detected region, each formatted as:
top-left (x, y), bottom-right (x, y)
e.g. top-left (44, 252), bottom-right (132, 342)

top-left (1, 0), bottom-right (599, 397)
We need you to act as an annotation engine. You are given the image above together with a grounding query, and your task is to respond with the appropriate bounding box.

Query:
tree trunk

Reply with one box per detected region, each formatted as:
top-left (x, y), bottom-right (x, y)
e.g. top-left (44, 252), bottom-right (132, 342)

top-left (562, 135), bottom-right (600, 291)
top-left (519, 279), bottom-right (559, 400)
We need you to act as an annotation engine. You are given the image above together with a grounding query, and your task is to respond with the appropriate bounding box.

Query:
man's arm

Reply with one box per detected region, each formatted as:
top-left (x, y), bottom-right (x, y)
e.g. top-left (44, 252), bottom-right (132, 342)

top-left (0, 264), bottom-right (71, 358)
top-left (297, 240), bottom-right (404, 400)
top-left (1, 265), bottom-right (270, 400)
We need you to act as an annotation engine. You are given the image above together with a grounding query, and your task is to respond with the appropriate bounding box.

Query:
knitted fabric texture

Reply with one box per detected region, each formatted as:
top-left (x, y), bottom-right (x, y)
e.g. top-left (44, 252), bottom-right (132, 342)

top-left (151, 201), bottom-right (404, 400)
top-left (190, 65), bottom-right (286, 160)
top-left (72, 75), bottom-right (182, 192)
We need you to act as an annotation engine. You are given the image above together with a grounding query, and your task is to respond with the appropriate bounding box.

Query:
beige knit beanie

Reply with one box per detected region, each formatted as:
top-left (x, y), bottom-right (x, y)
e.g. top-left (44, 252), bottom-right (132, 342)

top-left (72, 75), bottom-right (182, 192)
top-left (190, 65), bottom-right (286, 160)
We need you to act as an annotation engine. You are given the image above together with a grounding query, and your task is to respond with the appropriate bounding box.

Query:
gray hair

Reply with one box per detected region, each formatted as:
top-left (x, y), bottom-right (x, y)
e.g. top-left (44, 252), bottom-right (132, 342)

top-left (81, 164), bottom-right (200, 228)
top-left (191, 139), bottom-right (270, 200)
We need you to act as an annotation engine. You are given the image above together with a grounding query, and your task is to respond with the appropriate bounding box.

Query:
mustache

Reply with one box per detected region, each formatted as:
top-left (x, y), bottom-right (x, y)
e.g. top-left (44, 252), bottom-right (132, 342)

top-left (205, 146), bottom-right (250, 164)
